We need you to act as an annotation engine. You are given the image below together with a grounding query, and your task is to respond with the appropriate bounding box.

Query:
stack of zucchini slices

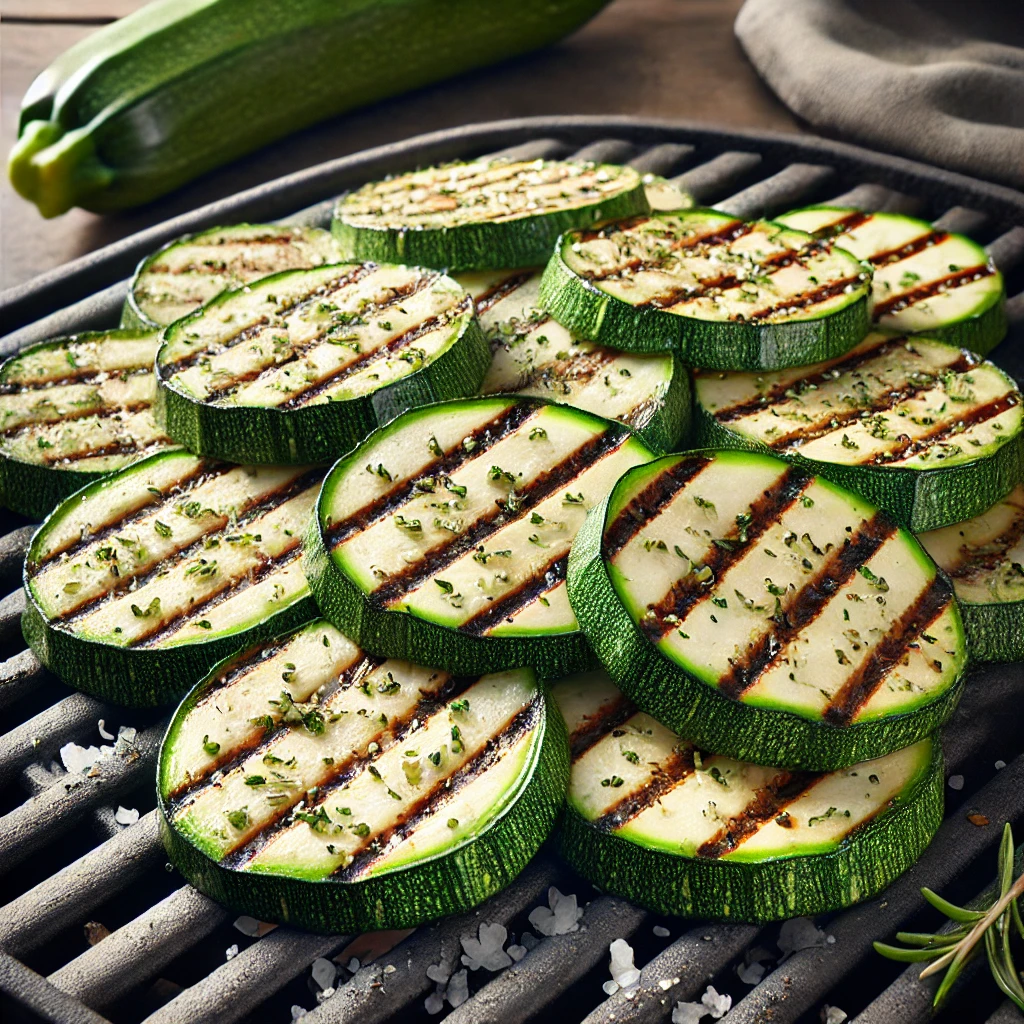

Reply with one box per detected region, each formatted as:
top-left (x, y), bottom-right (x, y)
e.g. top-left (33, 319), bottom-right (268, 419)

top-left (8, 155), bottom-right (1019, 934)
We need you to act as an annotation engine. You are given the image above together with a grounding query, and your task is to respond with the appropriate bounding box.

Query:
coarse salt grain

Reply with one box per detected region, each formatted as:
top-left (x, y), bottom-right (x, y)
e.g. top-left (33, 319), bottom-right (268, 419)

top-left (823, 1006), bottom-right (848, 1024)
top-left (948, 774), bottom-right (964, 791)
top-left (702, 985), bottom-right (731, 1018)
top-left (114, 806), bottom-right (139, 826)
top-left (425, 964), bottom-right (450, 984)
top-left (461, 922), bottom-right (512, 971)
top-left (995, 760), bottom-right (1006, 770)
top-left (97, 719), bottom-right (115, 741)
top-left (653, 925), bottom-right (671, 938)
top-left (446, 969), bottom-right (469, 1008)
top-left (778, 917), bottom-right (829, 956)
top-left (311, 957), bottom-right (337, 990)
top-left (225, 944), bottom-right (238, 960)
top-left (608, 938), bottom-right (641, 990)
top-left (233, 915), bottom-right (262, 937)
top-left (529, 886), bottom-right (583, 936)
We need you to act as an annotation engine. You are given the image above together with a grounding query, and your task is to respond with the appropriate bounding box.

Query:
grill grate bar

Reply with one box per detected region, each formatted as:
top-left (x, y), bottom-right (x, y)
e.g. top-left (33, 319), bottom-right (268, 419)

top-left (627, 143), bottom-right (696, 176)
top-left (670, 152), bottom-right (763, 206)
top-left (0, 526), bottom-right (35, 590)
top-left (445, 896), bottom-right (648, 1024)
top-left (0, 648), bottom-right (46, 712)
top-left (142, 927), bottom-right (351, 1024)
top-left (0, 590), bottom-right (26, 645)
top-left (0, 950), bottom-right (113, 1024)
top-left (718, 753), bottom-right (1024, 1024)
top-left (825, 183), bottom-right (922, 214)
top-left (987, 226), bottom-right (1024, 272)
top-left (482, 139), bottom-right (571, 163)
top-left (570, 139), bottom-right (638, 165)
top-left (986, 1000), bottom-right (1024, 1024)
top-left (713, 162), bottom-right (836, 219)
top-left (48, 885), bottom-right (230, 1011)
top-left (933, 206), bottom-right (990, 235)
top-left (303, 858), bottom-right (559, 1024)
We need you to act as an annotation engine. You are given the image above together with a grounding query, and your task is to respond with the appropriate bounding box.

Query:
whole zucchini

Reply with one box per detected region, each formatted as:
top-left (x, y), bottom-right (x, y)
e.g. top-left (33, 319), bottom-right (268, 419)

top-left (9, 0), bottom-right (610, 218)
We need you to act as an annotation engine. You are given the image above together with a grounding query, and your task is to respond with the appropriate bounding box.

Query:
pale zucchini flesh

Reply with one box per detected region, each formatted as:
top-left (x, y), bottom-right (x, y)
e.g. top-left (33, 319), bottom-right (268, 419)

top-left (158, 619), bottom-right (568, 932)
top-left (774, 207), bottom-right (1006, 355)
top-left (694, 330), bottom-right (1024, 532)
top-left (123, 223), bottom-right (342, 329)
top-left (304, 395), bottom-right (655, 677)
top-left (456, 268), bottom-right (690, 452)
top-left (332, 160), bottom-right (650, 271)
top-left (23, 448), bottom-right (320, 705)
top-left (0, 330), bottom-right (170, 519)
top-left (540, 209), bottom-right (871, 370)
top-left (156, 263), bottom-right (490, 464)
top-left (918, 485), bottom-right (1024, 662)
top-left (565, 449), bottom-right (967, 770)
top-left (553, 671), bottom-right (943, 921)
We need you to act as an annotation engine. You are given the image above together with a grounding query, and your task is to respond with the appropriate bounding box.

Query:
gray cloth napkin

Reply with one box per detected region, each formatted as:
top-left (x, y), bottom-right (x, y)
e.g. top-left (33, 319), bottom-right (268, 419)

top-left (735, 0), bottom-right (1024, 189)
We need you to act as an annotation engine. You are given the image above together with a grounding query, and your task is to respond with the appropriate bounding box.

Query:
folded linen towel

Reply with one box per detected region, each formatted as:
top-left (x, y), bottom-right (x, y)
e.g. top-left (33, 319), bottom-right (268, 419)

top-left (735, 0), bottom-right (1024, 189)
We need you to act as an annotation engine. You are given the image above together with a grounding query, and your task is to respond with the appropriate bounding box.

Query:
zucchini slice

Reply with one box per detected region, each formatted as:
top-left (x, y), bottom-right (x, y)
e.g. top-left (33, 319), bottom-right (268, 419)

top-left (455, 268), bottom-right (691, 453)
top-left (155, 263), bottom-right (490, 464)
top-left (0, 329), bottom-right (170, 519)
top-left (332, 160), bottom-right (649, 272)
top-left (918, 485), bottom-right (1024, 663)
top-left (158, 619), bottom-right (568, 933)
top-left (303, 396), bottom-right (655, 678)
top-left (540, 209), bottom-right (871, 370)
top-left (774, 207), bottom-right (1006, 355)
top-left (694, 330), bottom-right (1024, 532)
top-left (23, 448), bottom-right (320, 706)
top-left (553, 671), bottom-right (943, 922)
top-left (123, 224), bottom-right (342, 330)
top-left (566, 449), bottom-right (966, 770)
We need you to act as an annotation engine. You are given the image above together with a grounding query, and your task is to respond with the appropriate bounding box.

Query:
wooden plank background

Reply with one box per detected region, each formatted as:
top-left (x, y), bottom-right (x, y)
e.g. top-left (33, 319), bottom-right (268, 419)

top-left (0, 0), bottom-right (798, 291)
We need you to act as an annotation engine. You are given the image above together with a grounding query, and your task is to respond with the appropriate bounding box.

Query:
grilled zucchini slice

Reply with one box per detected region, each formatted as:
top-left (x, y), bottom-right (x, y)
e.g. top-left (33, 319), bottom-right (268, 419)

top-left (332, 160), bottom-right (649, 272)
top-left (303, 396), bottom-right (654, 678)
top-left (456, 269), bottom-right (690, 453)
top-left (23, 449), bottom-right (319, 706)
top-left (159, 619), bottom-right (568, 933)
top-left (155, 263), bottom-right (490, 464)
top-left (540, 209), bottom-right (871, 370)
top-left (774, 207), bottom-right (1006, 355)
top-left (0, 329), bottom-right (170, 520)
top-left (566, 449), bottom-right (966, 770)
top-left (123, 223), bottom-right (342, 330)
top-left (694, 330), bottom-right (1024, 532)
top-left (918, 485), bottom-right (1024, 663)
top-left (554, 671), bottom-right (943, 922)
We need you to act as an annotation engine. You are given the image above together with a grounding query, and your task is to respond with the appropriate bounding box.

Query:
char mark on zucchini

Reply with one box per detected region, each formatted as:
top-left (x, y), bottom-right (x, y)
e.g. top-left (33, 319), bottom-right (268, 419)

top-left (459, 553), bottom-right (568, 635)
top-left (871, 264), bottom-right (995, 319)
top-left (568, 692), bottom-right (637, 761)
top-left (593, 741), bottom-right (696, 833)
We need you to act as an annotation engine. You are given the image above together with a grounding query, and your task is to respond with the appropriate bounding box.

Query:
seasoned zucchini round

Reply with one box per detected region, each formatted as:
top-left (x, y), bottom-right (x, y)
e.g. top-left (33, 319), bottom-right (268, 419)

top-left (155, 263), bottom-right (490, 464)
top-left (123, 223), bottom-right (342, 330)
top-left (159, 619), bottom-right (568, 933)
top-left (456, 268), bottom-right (691, 453)
top-left (0, 329), bottom-right (170, 520)
top-left (565, 449), bottom-right (967, 771)
top-left (23, 449), bottom-right (319, 706)
top-left (332, 160), bottom-right (649, 271)
top-left (553, 671), bottom-right (944, 923)
top-left (694, 330), bottom-right (1024, 532)
top-left (918, 485), bottom-right (1024, 663)
top-left (539, 209), bottom-right (871, 370)
top-left (774, 206), bottom-right (1006, 355)
top-left (303, 395), bottom-right (655, 678)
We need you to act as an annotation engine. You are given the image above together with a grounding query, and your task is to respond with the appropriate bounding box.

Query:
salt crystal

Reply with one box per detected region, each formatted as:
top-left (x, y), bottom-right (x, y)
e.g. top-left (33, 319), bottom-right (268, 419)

top-left (507, 944), bottom-right (528, 962)
top-left (445, 969), bottom-right (469, 1007)
top-left (311, 957), bottom-right (337, 990)
top-left (290, 1006), bottom-right (306, 1021)
top-left (114, 806), bottom-right (139, 826)
top-left (671, 1002), bottom-right (706, 1024)
top-left (995, 760), bottom-right (1006, 770)
top-left (823, 1006), bottom-right (847, 1024)
top-left (60, 742), bottom-right (103, 775)
top-left (225, 944), bottom-right (238, 960)
top-left (653, 925), bottom-right (670, 938)
top-left (529, 887), bottom-right (584, 937)
top-left (659, 979), bottom-right (675, 991)
top-left (424, 990), bottom-right (445, 1014)
top-left (608, 938), bottom-right (641, 990)
top-left (233, 915), bottom-right (261, 937)
top-left (603, 980), bottom-right (620, 996)
top-left (778, 918), bottom-right (828, 955)
top-left (520, 931), bottom-right (540, 951)
top-left (383, 964), bottom-right (396, 975)
top-left (737, 961), bottom-right (766, 984)
top-left (947, 774), bottom-right (964, 791)
top-left (97, 719), bottom-right (115, 741)
top-left (461, 922), bottom-right (512, 971)
top-left (702, 985), bottom-right (731, 1018)
top-left (316, 987), bottom-right (335, 1004)
top-left (426, 964), bottom-right (450, 984)
top-left (346, 958), bottom-right (360, 973)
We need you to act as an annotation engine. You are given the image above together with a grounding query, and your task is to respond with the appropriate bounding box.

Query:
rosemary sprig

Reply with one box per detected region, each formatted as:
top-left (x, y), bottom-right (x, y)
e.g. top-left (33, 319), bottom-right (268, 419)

top-left (874, 822), bottom-right (1024, 1011)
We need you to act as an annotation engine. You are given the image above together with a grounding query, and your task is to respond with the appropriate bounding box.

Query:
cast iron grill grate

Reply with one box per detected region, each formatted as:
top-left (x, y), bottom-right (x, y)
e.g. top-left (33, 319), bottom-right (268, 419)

top-left (0, 118), bottom-right (1021, 1024)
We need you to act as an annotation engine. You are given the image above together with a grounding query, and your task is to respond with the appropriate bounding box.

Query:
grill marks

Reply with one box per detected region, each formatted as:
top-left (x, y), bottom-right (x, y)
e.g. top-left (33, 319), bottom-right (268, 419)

top-left (511, 348), bottom-right (618, 394)
top-left (568, 694), bottom-right (637, 761)
top-left (743, 275), bottom-right (863, 323)
top-left (866, 230), bottom-right (947, 267)
top-left (813, 210), bottom-right (870, 237)
top-left (639, 469), bottom-right (812, 640)
top-left (474, 272), bottom-right (536, 314)
top-left (460, 553), bottom-right (568, 635)
top-left (716, 514), bottom-right (898, 700)
top-left (872, 264), bottom-right (995, 319)
top-left (593, 746), bottom-right (696, 833)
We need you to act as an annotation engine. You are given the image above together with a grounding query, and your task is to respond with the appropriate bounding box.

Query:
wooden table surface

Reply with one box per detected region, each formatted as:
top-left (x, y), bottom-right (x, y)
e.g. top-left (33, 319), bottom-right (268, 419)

top-left (0, 0), bottom-right (798, 292)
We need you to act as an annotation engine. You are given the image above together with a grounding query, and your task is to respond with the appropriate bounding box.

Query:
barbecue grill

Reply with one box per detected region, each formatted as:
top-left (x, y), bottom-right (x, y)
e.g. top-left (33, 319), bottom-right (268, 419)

top-left (0, 116), bottom-right (1021, 1024)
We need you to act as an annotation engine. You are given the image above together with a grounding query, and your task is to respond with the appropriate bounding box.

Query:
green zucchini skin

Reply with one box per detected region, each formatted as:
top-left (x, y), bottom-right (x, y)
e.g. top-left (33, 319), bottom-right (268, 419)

top-left (693, 332), bottom-right (1024, 533)
top-left (555, 679), bottom-right (944, 922)
top-left (122, 223), bottom-right (342, 330)
top-left (157, 630), bottom-right (569, 933)
top-left (565, 451), bottom-right (967, 771)
top-left (155, 265), bottom-right (492, 465)
top-left (332, 161), bottom-right (649, 272)
top-left (539, 212), bottom-right (871, 370)
top-left (774, 206), bottom-right (1007, 356)
top-left (9, 0), bottom-right (612, 217)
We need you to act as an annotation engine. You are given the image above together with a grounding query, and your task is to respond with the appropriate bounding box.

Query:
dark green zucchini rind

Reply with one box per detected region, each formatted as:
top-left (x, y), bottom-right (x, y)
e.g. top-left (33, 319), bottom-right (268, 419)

top-left (553, 671), bottom-right (944, 923)
top-left (303, 395), bottom-right (655, 679)
top-left (158, 620), bottom-right (568, 933)
top-left (0, 329), bottom-right (170, 520)
top-left (774, 206), bottom-right (1007, 356)
top-left (918, 485), bottom-right (1024, 662)
top-left (566, 450), bottom-right (967, 771)
top-left (332, 160), bottom-right (650, 272)
top-left (539, 209), bottom-right (871, 370)
top-left (122, 223), bottom-right (342, 330)
top-left (23, 448), bottom-right (321, 707)
top-left (694, 330), bottom-right (1024, 533)
top-left (457, 268), bottom-right (691, 454)
top-left (156, 264), bottom-right (491, 465)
